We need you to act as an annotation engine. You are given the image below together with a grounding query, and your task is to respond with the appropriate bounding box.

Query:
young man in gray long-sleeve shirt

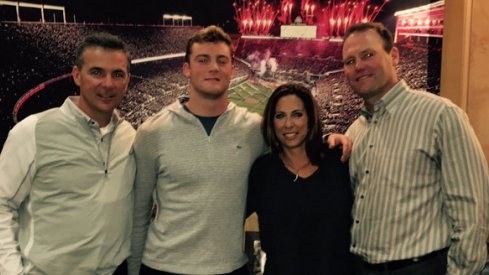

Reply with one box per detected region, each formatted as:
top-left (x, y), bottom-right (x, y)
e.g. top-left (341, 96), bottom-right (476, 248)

top-left (128, 26), bottom-right (265, 275)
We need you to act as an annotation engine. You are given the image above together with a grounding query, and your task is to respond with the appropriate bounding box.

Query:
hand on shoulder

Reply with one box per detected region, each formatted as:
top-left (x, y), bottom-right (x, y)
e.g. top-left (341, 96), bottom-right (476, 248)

top-left (325, 133), bottom-right (352, 162)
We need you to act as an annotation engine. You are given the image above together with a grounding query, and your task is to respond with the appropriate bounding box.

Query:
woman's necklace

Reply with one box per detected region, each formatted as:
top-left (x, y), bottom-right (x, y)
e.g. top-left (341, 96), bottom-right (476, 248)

top-left (282, 157), bottom-right (311, 182)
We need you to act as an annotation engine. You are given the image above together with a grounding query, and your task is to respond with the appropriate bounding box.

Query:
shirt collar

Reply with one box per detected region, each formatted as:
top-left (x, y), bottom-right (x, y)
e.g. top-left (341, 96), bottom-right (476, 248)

top-left (175, 96), bottom-right (236, 116)
top-left (62, 96), bottom-right (122, 128)
top-left (359, 80), bottom-right (408, 119)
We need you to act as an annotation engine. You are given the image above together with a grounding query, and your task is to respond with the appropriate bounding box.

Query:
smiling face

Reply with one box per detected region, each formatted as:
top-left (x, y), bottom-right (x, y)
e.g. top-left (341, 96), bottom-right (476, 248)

top-left (273, 94), bottom-right (309, 152)
top-left (72, 46), bottom-right (129, 126)
top-left (183, 41), bottom-right (234, 100)
top-left (342, 29), bottom-right (399, 107)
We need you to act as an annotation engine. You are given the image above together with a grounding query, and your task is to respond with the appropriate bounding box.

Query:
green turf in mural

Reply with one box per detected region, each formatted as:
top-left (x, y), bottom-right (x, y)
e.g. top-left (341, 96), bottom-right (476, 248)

top-left (229, 81), bottom-right (274, 116)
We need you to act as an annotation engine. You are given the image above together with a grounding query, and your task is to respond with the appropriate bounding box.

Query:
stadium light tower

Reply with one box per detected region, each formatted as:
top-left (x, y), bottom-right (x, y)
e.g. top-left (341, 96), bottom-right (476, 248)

top-left (163, 13), bottom-right (192, 26)
top-left (0, 0), bottom-right (66, 23)
top-left (182, 15), bottom-right (192, 26)
top-left (163, 14), bottom-right (175, 26)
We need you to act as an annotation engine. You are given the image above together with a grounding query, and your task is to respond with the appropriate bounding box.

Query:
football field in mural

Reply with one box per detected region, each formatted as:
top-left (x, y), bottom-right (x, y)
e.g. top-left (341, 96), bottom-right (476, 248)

top-left (229, 80), bottom-right (274, 116)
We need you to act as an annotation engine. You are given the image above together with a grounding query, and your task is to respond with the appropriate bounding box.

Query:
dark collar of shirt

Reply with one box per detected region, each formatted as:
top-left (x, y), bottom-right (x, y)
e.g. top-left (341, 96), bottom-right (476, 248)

top-left (180, 98), bottom-right (219, 136)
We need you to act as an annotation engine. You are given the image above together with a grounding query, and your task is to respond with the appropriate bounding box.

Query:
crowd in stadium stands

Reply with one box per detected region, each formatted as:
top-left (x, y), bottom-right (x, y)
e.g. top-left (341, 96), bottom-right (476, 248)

top-left (120, 58), bottom-right (188, 128)
top-left (235, 38), bottom-right (344, 76)
top-left (397, 45), bottom-right (442, 93)
top-left (0, 22), bottom-right (198, 146)
top-left (1, 22), bottom-right (197, 96)
top-left (315, 75), bottom-right (363, 134)
top-left (0, 22), bottom-right (442, 146)
top-left (277, 56), bottom-right (343, 75)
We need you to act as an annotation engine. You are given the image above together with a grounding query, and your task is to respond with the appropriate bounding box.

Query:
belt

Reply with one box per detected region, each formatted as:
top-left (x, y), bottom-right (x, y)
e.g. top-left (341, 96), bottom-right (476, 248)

top-left (361, 247), bottom-right (449, 271)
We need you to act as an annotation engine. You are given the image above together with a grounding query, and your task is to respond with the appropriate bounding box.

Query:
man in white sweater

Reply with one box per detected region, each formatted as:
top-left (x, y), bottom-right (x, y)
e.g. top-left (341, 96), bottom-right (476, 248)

top-left (0, 33), bottom-right (135, 275)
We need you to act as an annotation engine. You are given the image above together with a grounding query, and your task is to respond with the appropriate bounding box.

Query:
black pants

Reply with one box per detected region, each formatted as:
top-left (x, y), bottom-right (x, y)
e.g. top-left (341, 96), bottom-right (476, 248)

top-left (140, 263), bottom-right (249, 275)
top-left (113, 260), bottom-right (128, 275)
top-left (353, 248), bottom-right (448, 275)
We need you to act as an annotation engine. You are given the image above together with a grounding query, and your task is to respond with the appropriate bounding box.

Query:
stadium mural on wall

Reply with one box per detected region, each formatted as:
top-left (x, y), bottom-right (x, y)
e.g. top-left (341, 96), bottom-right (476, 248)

top-left (0, 0), bottom-right (443, 149)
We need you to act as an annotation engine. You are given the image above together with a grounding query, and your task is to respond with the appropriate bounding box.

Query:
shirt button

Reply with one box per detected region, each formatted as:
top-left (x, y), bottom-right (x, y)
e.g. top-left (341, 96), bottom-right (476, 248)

top-left (365, 170), bottom-right (369, 174)
top-left (352, 244), bottom-right (356, 248)
top-left (355, 220), bottom-right (359, 223)
top-left (369, 144), bottom-right (373, 148)
top-left (360, 195), bottom-right (364, 199)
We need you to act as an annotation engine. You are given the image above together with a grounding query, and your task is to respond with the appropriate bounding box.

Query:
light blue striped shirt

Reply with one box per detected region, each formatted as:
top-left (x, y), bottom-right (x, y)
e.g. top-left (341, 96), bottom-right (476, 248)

top-left (347, 80), bottom-right (489, 273)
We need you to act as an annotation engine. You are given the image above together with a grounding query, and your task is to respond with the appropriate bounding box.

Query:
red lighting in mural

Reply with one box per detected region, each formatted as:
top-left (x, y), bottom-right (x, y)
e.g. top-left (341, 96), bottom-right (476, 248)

top-left (234, 0), bottom-right (278, 35)
top-left (315, 0), bottom-right (390, 37)
top-left (234, 0), bottom-right (390, 37)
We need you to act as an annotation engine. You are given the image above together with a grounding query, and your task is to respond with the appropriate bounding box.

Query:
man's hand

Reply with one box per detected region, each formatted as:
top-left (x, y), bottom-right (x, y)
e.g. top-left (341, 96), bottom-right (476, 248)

top-left (326, 133), bottom-right (352, 162)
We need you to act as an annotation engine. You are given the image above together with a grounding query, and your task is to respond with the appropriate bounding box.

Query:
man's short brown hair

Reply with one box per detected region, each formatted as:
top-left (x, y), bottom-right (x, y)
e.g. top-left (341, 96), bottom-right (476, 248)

top-left (343, 22), bottom-right (394, 53)
top-left (185, 25), bottom-right (233, 63)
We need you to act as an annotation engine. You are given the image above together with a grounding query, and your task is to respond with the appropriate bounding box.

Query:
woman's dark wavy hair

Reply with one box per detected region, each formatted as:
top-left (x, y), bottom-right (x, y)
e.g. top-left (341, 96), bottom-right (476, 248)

top-left (262, 83), bottom-right (323, 164)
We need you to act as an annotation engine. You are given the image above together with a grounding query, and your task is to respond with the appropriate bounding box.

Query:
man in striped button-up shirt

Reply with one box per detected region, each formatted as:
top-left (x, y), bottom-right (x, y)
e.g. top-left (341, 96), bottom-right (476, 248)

top-left (342, 22), bottom-right (489, 274)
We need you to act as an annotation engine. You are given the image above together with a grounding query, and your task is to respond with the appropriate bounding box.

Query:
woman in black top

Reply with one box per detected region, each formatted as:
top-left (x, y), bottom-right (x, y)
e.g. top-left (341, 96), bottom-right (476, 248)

top-left (247, 83), bottom-right (354, 275)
